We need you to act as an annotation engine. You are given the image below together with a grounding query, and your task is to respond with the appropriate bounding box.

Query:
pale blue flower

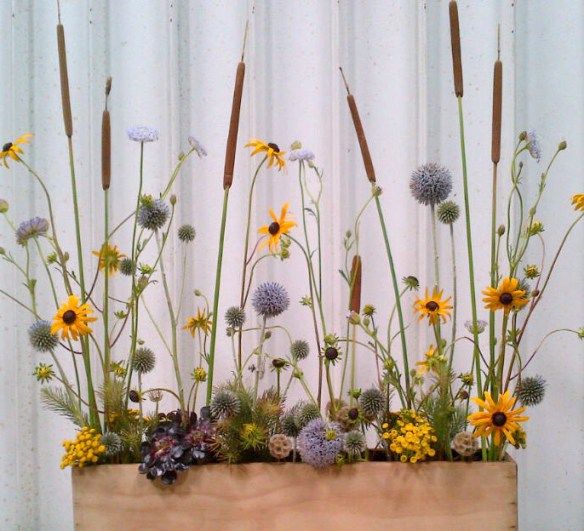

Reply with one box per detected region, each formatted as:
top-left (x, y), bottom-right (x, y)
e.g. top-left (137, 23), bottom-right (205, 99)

top-left (288, 148), bottom-right (315, 162)
top-left (16, 217), bottom-right (49, 245)
top-left (127, 126), bottom-right (159, 143)
top-left (252, 282), bottom-right (289, 318)
top-left (410, 163), bottom-right (453, 206)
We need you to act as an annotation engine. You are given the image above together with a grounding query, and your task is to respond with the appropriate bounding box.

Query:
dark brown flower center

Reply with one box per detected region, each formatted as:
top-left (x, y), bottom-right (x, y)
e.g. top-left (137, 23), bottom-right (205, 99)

top-left (267, 142), bottom-right (280, 152)
top-left (325, 347), bottom-right (339, 361)
top-left (268, 222), bottom-right (280, 235)
top-left (425, 301), bottom-right (439, 312)
top-left (492, 412), bottom-right (507, 427)
top-left (499, 292), bottom-right (513, 305)
top-left (2, 142), bottom-right (13, 152)
top-left (62, 310), bottom-right (77, 325)
top-left (348, 407), bottom-right (359, 421)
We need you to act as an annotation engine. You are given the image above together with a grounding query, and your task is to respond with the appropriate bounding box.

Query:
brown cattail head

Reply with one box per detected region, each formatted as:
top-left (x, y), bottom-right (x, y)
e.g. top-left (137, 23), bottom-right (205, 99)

top-left (101, 110), bottom-right (111, 190)
top-left (347, 95), bottom-right (376, 183)
top-left (105, 76), bottom-right (112, 98)
top-left (349, 255), bottom-right (362, 313)
top-left (223, 62), bottom-right (245, 189)
top-left (57, 24), bottom-right (73, 137)
top-left (449, 1), bottom-right (463, 98)
top-left (491, 60), bottom-right (502, 164)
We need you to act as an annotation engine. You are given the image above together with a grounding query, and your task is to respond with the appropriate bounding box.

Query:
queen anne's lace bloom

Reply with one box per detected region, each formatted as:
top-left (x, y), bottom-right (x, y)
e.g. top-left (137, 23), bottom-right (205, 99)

top-left (127, 126), bottom-right (159, 143)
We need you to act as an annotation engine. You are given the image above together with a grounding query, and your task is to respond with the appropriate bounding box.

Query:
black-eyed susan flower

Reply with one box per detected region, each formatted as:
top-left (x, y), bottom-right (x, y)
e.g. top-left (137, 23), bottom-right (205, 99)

top-left (183, 308), bottom-right (212, 336)
top-left (468, 390), bottom-right (529, 446)
top-left (51, 295), bottom-right (97, 341)
top-left (245, 138), bottom-right (286, 170)
top-left (482, 277), bottom-right (528, 314)
top-left (415, 345), bottom-right (445, 375)
top-left (92, 243), bottom-right (125, 276)
top-left (572, 193), bottom-right (584, 212)
top-left (1, 133), bottom-right (32, 168)
top-left (258, 202), bottom-right (296, 253)
top-left (414, 288), bottom-right (453, 325)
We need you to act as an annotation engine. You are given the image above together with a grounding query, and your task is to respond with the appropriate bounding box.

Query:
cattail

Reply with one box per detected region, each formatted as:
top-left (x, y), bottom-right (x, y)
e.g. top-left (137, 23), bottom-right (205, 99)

top-left (57, 24), bottom-right (73, 137)
top-left (349, 255), bottom-right (362, 313)
top-left (223, 62), bottom-right (245, 189)
top-left (449, 1), bottom-right (463, 98)
top-left (491, 60), bottom-right (502, 164)
top-left (101, 110), bottom-right (111, 190)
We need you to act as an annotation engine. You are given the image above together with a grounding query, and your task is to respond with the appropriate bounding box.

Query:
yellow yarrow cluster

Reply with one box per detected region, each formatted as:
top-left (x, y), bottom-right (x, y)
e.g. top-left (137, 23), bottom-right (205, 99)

top-left (382, 410), bottom-right (437, 463)
top-left (60, 427), bottom-right (106, 469)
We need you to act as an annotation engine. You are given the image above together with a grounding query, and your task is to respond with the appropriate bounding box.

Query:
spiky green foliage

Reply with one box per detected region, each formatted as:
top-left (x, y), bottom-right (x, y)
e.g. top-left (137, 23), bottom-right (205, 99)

top-left (41, 386), bottom-right (87, 427)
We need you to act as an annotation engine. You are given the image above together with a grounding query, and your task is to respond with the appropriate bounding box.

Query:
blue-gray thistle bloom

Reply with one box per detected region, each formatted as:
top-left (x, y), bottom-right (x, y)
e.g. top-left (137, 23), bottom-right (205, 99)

top-left (410, 163), bottom-right (453, 206)
top-left (225, 306), bottom-right (246, 328)
top-left (119, 258), bottom-right (135, 276)
top-left (252, 282), bottom-right (289, 318)
top-left (16, 217), bottom-right (49, 245)
top-left (526, 130), bottom-right (542, 162)
top-left (28, 320), bottom-right (58, 352)
top-left (210, 389), bottom-right (240, 419)
top-left (102, 432), bottom-right (123, 457)
top-left (188, 136), bottom-right (207, 158)
top-left (132, 347), bottom-right (156, 374)
top-left (127, 126), bottom-right (159, 143)
top-left (437, 200), bottom-right (460, 224)
top-left (359, 388), bottom-right (384, 418)
top-left (138, 198), bottom-right (170, 231)
top-left (290, 339), bottom-right (310, 360)
top-left (297, 418), bottom-right (343, 468)
top-left (516, 375), bottom-right (546, 406)
top-left (288, 148), bottom-right (315, 162)
top-left (344, 430), bottom-right (366, 457)
top-left (178, 224), bottom-right (196, 243)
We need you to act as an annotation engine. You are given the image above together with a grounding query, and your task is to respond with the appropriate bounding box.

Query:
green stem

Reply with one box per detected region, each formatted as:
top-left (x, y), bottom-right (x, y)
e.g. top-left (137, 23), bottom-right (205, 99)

top-left (430, 203), bottom-right (440, 289)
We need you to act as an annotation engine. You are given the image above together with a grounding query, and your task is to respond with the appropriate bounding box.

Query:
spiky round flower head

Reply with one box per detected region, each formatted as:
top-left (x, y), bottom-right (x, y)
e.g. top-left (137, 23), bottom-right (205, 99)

top-left (290, 339), bottom-right (310, 361)
top-left (298, 402), bottom-right (321, 429)
top-left (177, 224), bottom-right (196, 243)
top-left (101, 432), bottom-right (123, 457)
top-left (251, 282), bottom-right (289, 318)
top-left (515, 375), bottom-right (546, 406)
top-left (362, 304), bottom-right (376, 317)
top-left (210, 389), bottom-right (240, 419)
top-left (402, 275), bottom-right (420, 291)
top-left (359, 388), bottom-right (384, 419)
top-left (464, 319), bottom-right (487, 335)
top-left (132, 347), bottom-right (156, 374)
top-left (28, 320), bottom-right (59, 352)
top-left (526, 130), bottom-right (542, 162)
top-left (127, 126), bottom-right (159, 143)
top-left (225, 306), bottom-right (246, 328)
top-left (119, 258), bottom-right (136, 276)
top-left (410, 163), bottom-right (453, 206)
top-left (138, 198), bottom-right (170, 231)
top-left (16, 217), bottom-right (49, 245)
top-left (297, 419), bottom-right (343, 468)
top-left (344, 430), bottom-right (366, 457)
top-left (281, 410), bottom-right (301, 438)
top-left (452, 431), bottom-right (479, 457)
top-left (269, 434), bottom-right (293, 460)
top-left (0, 199), bottom-right (8, 213)
top-left (437, 200), bottom-right (460, 224)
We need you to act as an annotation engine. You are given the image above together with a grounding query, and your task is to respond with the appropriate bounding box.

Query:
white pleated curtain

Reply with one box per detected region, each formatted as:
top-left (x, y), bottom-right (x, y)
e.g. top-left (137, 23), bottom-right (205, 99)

top-left (0, 1), bottom-right (582, 529)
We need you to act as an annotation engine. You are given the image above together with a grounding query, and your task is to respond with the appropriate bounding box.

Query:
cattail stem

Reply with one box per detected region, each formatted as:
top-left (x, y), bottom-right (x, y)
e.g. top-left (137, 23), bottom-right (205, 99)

top-left (223, 62), bottom-right (245, 189)
top-left (449, 1), bottom-right (463, 98)
top-left (57, 24), bottom-right (73, 137)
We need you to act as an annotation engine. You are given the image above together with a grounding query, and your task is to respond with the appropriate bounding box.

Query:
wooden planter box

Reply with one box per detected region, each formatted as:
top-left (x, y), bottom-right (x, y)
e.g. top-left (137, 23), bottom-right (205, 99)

top-left (72, 459), bottom-right (517, 530)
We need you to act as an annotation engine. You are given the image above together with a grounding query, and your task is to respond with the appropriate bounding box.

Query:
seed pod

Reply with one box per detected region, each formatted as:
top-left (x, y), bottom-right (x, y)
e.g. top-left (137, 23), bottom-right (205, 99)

top-left (101, 109), bottom-right (111, 190)
top-left (491, 60), bottom-right (502, 163)
top-left (223, 62), bottom-right (245, 189)
top-left (449, 1), bottom-right (463, 98)
top-left (349, 255), bottom-right (362, 314)
top-left (57, 24), bottom-right (73, 137)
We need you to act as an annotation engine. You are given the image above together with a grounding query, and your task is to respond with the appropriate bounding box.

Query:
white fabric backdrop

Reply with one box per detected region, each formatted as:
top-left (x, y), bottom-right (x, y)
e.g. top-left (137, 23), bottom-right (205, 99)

top-left (0, 1), bottom-right (582, 529)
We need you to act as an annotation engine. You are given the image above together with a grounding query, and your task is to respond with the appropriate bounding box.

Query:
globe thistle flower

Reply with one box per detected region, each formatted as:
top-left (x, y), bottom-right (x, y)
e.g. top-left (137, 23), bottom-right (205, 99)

top-left (297, 419), bottom-right (343, 468)
top-left (138, 197), bottom-right (170, 231)
top-left (297, 401), bottom-right (321, 429)
top-left (16, 217), bottom-right (49, 245)
top-left (359, 388), bottom-right (384, 419)
top-left (101, 432), bottom-right (123, 457)
top-left (28, 320), bottom-right (59, 352)
top-left (525, 130), bottom-right (541, 162)
top-left (281, 410), bottom-right (301, 438)
top-left (0, 198), bottom-right (8, 213)
top-left (119, 258), bottom-right (136, 276)
top-left (252, 282), bottom-right (289, 318)
top-left (225, 306), bottom-right (246, 328)
top-left (515, 375), bottom-right (546, 406)
top-left (127, 126), bottom-right (158, 143)
top-left (344, 430), bottom-right (366, 458)
top-left (132, 347), bottom-right (156, 374)
top-left (290, 339), bottom-right (310, 361)
top-left (188, 136), bottom-right (207, 158)
top-left (268, 434), bottom-right (293, 460)
top-left (402, 276), bottom-right (420, 291)
top-left (288, 148), bottom-right (315, 162)
top-left (410, 162), bottom-right (453, 206)
top-left (33, 363), bottom-right (55, 383)
top-left (464, 319), bottom-right (487, 335)
top-left (210, 389), bottom-right (240, 419)
top-left (452, 431), bottom-right (478, 457)
top-left (177, 224), bottom-right (196, 243)
top-left (436, 200), bottom-right (460, 224)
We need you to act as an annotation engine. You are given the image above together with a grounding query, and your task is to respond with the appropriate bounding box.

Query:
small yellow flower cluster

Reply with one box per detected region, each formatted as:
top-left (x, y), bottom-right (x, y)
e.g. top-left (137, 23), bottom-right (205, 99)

top-left (382, 410), bottom-right (437, 463)
top-left (192, 367), bottom-right (207, 382)
top-left (60, 427), bottom-right (106, 469)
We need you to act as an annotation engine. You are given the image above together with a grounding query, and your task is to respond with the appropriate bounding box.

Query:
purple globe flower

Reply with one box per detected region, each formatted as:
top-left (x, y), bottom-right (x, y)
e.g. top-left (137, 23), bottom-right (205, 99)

top-left (410, 163), bottom-right (453, 206)
top-left (15, 217), bottom-right (49, 245)
top-left (297, 418), bottom-right (343, 468)
top-left (252, 282), bottom-right (289, 318)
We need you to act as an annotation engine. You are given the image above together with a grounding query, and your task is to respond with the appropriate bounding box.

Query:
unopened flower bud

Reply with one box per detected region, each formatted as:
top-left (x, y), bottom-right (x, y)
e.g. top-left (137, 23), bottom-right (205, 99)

top-left (170, 194), bottom-right (177, 206)
top-left (290, 140), bottom-right (302, 150)
top-left (0, 199), bottom-right (9, 213)
top-left (519, 131), bottom-right (527, 141)
top-left (497, 225), bottom-right (505, 236)
top-left (194, 289), bottom-right (202, 296)
top-left (348, 311), bottom-right (360, 325)
top-left (558, 140), bottom-right (567, 151)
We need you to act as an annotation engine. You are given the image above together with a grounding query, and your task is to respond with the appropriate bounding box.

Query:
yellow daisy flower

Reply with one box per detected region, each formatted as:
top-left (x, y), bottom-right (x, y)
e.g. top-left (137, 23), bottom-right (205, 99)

top-left (183, 308), bottom-right (212, 337)
top-left (92, 243), bottom-right (125, 276)
top-left (258, 202), bottom-right (297, 253)
top-left (415, 345), bottom-right (445, 375)
top-left (482, 276), bottom-right (528, 314)
top-left (245, 138), bottom-right (286, 170)
top-left (414, 288), bottom-right (452, 325)
top-left (51, 295), bottom-right (97, 341)
top-left (468, 391), bottom-right (529, 446)
top-left (1, 133), bottom-right (33, 168)
top-left (571, 193), bottom-right (584, 212)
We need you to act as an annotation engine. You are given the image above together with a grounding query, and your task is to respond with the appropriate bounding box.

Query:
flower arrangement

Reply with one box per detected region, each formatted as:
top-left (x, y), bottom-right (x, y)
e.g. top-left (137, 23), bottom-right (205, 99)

top-left (1, 2), bottom-right (582, 489)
